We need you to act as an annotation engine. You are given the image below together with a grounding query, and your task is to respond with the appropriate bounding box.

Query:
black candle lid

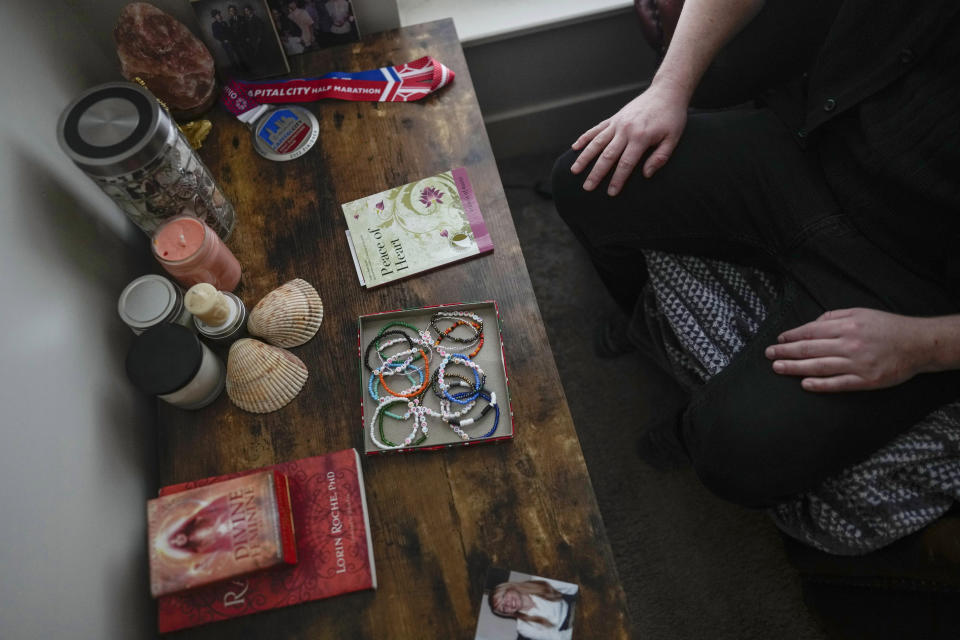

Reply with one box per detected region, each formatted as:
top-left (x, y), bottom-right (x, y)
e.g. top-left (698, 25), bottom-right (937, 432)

top-left (126, 324), bottom-right (203, 395)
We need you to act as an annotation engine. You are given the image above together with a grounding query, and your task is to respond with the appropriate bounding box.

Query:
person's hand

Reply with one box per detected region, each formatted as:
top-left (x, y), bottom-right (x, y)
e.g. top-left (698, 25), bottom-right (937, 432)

top-left (765, 308), bottom-right (927, 392)
top-left (569, 83), bottom-right (689, 196)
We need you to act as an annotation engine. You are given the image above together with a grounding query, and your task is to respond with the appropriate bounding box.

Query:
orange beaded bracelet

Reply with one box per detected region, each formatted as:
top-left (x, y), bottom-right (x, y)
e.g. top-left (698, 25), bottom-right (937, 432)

top-left (435, 319), bottom-right (484, 357)
top-left (377, 348), bottom-right (431, 398)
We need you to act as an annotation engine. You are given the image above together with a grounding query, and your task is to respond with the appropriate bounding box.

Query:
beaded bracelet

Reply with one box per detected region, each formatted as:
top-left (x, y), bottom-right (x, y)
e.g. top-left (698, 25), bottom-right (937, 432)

top-left (377, 347), bottom-right (431, 398)
top-left (369, 398), bottom-right (422, 450)
top-left (433, 375), bottom-right (479, 421)
top-left (369, 367), bottom-right (424, 418)
top-left (376, 398), bottom-right (429, 448)
top-left (445, 389), bottom-right (499, 440)
top-left (434, 319), bottom-right (485, 356)
top-left (364, 330), bottom-right (414, 372)
top-left (435, 353), bottom-right (485, 404)
top-left (375, 321), bottom-right (424, 363)
top-left (430, 311), bottom-right (484, 344)
top-left (396, 369), bottom-right (477, 424)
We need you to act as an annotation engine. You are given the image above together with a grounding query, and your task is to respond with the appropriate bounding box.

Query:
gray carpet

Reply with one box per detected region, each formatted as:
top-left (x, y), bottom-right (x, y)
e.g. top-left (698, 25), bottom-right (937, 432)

top-left (498, 152), bottom-right (827, 640)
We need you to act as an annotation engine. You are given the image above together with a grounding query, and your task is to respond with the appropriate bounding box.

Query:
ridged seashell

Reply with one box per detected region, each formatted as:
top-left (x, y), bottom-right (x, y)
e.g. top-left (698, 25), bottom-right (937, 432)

top-left (226, 339), bottom-right (308, 413)
top-left (247, 279), bottom-right (324, 348)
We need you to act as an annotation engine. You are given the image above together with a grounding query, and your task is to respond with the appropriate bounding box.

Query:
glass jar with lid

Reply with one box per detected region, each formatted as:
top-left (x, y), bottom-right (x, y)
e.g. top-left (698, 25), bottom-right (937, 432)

top-left (57, 82), bottom-right (235, 240)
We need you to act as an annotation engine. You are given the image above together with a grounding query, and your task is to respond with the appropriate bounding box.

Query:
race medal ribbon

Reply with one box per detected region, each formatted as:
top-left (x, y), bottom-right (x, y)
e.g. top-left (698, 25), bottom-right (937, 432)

top-left (221, 56), bottom-right (455, 161)
top-left (222, 56), bottom-right (455, 118)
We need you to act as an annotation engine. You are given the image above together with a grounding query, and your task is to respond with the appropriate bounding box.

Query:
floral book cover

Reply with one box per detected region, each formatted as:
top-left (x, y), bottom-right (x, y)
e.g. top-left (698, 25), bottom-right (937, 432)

top-left (341, 168), bottom-right (494, 288)
top-left (155, 449), bottom-right (376, 634)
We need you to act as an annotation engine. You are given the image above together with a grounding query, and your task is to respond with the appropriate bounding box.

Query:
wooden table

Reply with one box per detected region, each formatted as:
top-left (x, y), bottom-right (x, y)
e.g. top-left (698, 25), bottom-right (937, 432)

top-left (158, 19), bottom-right (630, 638)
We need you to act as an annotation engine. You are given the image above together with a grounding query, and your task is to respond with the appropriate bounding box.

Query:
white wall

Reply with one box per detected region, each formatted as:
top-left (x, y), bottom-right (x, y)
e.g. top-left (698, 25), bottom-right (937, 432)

top-left (0, 2), bottom-right (157, 638)
top-left (464, 9), bottom-right (657, 158)
top-left (0, 2), bottom-right (399, 637)
top-left (398, 0), bottom-right (631, 44)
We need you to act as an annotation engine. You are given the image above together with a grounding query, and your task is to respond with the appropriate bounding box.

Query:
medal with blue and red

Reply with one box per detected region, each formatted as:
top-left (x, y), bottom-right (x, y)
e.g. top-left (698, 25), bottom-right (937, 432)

top-left (222, 56), bottom-right (455, 160)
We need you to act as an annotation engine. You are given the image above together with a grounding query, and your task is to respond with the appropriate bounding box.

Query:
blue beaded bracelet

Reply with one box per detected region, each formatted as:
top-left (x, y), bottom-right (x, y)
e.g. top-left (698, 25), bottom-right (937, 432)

top-left (447, 388), bottom-right (499, 439)
top-left (436, 353), bottom-right (484, 405)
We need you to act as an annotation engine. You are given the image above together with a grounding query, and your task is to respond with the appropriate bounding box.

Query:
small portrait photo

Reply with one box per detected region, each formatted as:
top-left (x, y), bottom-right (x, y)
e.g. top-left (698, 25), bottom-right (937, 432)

top-left (190, 0), bottom-right (290, 79)
top-left (475, 568), bottom-right (579, 640)
top-left (266, 0), bottom-right (361, 56)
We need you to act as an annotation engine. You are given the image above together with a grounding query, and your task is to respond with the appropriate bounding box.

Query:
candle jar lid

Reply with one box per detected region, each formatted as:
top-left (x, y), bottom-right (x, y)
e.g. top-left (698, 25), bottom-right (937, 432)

top-left (126, 324), bottom-right (203, 395)
top-left (118, 275), bottom-right (185, 332)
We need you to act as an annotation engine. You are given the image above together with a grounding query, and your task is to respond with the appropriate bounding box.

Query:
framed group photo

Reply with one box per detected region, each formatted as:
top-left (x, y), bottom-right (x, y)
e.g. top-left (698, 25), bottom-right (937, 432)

top-left (266, 0), bottom-right (361, 55)
top-left (190, 0), bottom-right (290, 79)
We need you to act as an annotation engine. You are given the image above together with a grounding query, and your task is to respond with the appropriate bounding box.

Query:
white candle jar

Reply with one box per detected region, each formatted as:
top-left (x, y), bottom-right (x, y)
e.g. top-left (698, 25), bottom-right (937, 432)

top-left (126, 323), bottom-right (225, 410)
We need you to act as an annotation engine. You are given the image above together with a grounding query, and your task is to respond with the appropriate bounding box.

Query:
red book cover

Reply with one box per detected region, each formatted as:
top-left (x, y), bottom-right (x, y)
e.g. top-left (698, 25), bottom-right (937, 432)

top-left (148, 470), bottom-right (297, 597)
top-left (155, 449), bottom-right (376, 633)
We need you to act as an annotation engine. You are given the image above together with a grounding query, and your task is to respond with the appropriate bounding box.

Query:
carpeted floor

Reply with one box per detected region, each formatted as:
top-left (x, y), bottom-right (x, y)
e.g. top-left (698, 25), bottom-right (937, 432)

top-left (498, 152), bottom-right (827, 640)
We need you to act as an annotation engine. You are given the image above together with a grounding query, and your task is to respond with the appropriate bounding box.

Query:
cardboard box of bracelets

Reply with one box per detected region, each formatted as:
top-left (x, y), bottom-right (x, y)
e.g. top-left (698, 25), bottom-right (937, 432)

top-left (358, 301), bottom-right (513, 454)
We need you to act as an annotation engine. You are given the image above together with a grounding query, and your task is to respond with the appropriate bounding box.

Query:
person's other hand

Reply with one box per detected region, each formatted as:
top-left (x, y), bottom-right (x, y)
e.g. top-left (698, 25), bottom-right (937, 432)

top-left (765, 308), bottom-right (925, 392)
top-left (569, 84), bottom-right (688, 196)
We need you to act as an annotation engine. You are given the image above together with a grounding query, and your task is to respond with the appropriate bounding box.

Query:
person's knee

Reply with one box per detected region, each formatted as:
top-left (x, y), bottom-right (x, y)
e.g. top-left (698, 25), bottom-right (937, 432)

top-left (689, 447), bottom-right (778, 508)
top-left (684, 405), bottom-right (810, 508)
top-left (550, 148), bottom-right (585, 221)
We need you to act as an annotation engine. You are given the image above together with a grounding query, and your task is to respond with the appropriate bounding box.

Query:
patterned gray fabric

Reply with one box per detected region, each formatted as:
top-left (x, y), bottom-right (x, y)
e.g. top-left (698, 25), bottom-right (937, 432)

top-left (642, 249), bottom-right (960, 555)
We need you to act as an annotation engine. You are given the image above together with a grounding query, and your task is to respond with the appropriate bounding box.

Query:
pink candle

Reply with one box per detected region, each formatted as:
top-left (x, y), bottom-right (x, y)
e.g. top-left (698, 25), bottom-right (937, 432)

top-left (152, 216), bottom-right (241, 292)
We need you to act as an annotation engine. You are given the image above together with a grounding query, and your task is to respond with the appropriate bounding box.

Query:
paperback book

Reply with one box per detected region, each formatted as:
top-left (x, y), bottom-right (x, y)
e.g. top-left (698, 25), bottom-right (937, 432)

top-left (342, 168), bottom-right (493, 288)
top-left (155, 449), bottom-right (376, 633)
top-left (148, 469), bottom-right (297, 598)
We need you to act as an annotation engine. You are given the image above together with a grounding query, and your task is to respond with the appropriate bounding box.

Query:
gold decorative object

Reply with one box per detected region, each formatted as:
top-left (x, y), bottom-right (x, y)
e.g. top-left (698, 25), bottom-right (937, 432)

top-left (178, 120), bottom-right (212, 149)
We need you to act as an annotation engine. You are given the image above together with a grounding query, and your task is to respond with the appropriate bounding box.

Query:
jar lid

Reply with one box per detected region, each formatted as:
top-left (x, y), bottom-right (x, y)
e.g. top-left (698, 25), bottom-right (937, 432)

top-left (57, 82), bottom-right (175, 177)
top-left (194, 292), bottom-right (247, 340)
top-left (126, 324), bottom-right (204, 395)
top-left (118, 275), bottom-right (182, 331)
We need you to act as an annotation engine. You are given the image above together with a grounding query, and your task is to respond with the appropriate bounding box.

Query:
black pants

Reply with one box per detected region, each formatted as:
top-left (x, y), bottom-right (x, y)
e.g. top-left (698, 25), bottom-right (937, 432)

top-left (552, 108), bottom-right (960, 508)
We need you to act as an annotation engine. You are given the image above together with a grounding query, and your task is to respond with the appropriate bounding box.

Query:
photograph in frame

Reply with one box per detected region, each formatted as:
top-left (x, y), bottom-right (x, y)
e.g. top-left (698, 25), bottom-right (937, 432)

top-left (190, 0), bottom-right (290, 79)
top-left (266, 0), bottom-right (361, 56)
top-left (475, 568), bottom-right (579, 640)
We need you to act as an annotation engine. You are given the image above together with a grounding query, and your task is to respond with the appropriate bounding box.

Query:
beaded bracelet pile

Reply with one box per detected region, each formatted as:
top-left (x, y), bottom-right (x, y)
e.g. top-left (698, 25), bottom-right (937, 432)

top-left (374, 322), bottom-right (425, 364)
top-left (363, 311), bottom-right (500, 449)
top-left (376, 347), bottom-right (432, 398)
top-left (430, 311), bottom-right (484, 356)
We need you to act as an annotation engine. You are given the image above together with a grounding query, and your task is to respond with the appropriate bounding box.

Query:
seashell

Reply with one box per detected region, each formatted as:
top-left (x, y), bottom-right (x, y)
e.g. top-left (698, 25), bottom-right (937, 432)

top-left (247, 278), bottom-right (324, 348)
top-left (226, 338), bottom-right (308, 413)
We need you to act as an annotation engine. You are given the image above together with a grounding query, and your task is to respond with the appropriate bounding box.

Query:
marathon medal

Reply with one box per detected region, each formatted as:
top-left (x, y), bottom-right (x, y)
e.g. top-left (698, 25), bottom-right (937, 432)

top-left (251, 106), bottom-right (319, 162)
top-left (220, 57), bottom-right (455, 162)
top-left (221, 82), bottom-right (318, 162)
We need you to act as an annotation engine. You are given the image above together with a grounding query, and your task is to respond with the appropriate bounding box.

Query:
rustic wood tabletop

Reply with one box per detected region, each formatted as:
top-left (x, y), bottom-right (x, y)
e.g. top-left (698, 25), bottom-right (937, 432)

top-left (157, 19), bottom-right (631, 639)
